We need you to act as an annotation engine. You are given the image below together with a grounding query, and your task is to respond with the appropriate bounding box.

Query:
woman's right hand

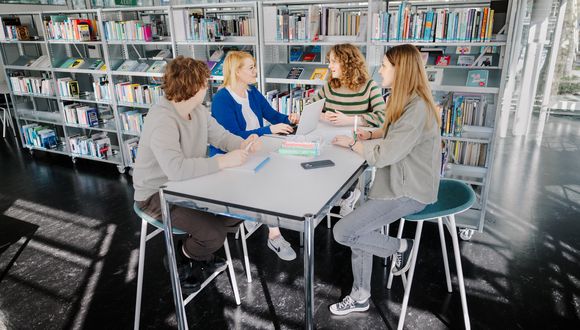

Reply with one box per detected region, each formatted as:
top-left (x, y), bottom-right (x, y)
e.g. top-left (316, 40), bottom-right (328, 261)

top-left (356, 129), bottom-right (372, 141)
top-left (217, 149), bottom-right (248, 169)
top-left (270, 123), bottom-right (294, 135)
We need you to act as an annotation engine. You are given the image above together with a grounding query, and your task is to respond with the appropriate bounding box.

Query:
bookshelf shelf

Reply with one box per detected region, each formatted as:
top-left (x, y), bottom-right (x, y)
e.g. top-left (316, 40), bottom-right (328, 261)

top-left (264, 41), bottom-right (366, 46)
top-left (0, 39), bottom-right (46, 44)
top-left (427, 65), bottom-right (502, 70)
top-left (116, 101), bottom-right (152, 109)
top-left (176, 39), bottom-right (258, 46)
top-left (64, 121), bottom-right (117, 133)
top-left (59, 95), bottom-right (111, 105)
top-left (72, 151), bottom-right (123, 165)
top-left (122, 130), bottom-right (141, 137)
top-left (105, 40), bottom-right (172, 46)
top-left (13, 93), bottom-right (58, 100)
top-left (52, 68), bottom-right (108, 75)
top-left (47, 40), bottom-right (102, 45)
top-left (19, 116), bottom-right (63, 126)
top-left (111, 71), bottom-right (164, 78)
top-left (25, 144), bottom-right (70, 156)
top-left (430, 84), bottom-right (499, 94)
top-left (371, 41), bottom-right (507, 47)
top-left (4, 65), bottom-right (52, 72)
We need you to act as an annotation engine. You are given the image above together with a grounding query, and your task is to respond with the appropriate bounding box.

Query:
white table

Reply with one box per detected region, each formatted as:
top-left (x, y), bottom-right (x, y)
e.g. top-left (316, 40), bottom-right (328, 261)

top-left (160, 122), bottom-right (368, 330)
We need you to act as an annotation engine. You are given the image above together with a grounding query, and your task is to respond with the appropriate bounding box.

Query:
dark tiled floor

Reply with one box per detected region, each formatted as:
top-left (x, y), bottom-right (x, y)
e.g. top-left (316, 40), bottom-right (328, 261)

top-left (0, 115), bottom-right (579, 329)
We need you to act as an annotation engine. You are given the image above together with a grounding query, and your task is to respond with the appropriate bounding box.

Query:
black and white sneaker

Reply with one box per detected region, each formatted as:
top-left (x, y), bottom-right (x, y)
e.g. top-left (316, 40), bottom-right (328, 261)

top-left (329, 295), bottom-right (369, 316)
top-left (393, 239), bottom-right (415, 276)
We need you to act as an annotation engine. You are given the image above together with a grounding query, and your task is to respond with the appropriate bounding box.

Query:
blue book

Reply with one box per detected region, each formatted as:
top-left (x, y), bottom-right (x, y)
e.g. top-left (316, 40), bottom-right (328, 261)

top-left (86, 108), bottom-right (99, 127)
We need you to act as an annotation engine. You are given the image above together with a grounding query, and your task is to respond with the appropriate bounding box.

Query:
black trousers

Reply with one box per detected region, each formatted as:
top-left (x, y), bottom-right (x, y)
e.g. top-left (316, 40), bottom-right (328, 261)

top-left (136, 193), bottom-right (241, 261)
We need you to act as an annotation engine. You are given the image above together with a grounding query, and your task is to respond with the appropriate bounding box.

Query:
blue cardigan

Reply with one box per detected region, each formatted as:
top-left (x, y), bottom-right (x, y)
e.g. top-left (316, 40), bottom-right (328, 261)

top-left (209, 85), bottom-right (290, 156)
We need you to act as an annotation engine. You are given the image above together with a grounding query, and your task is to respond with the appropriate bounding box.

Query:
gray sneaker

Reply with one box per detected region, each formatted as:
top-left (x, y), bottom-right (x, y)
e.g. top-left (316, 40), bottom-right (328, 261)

top-left (393, 239), bottom-right (415, 276)
top-left (329, 295), bottom-right (370, 316)
top-left (267, 235), bottom-right (296, 261)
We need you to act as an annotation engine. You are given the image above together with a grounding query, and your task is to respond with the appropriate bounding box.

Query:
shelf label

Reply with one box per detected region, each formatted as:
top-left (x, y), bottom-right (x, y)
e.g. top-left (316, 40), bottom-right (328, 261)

top-left (114, 0), bottom-right (137, 6)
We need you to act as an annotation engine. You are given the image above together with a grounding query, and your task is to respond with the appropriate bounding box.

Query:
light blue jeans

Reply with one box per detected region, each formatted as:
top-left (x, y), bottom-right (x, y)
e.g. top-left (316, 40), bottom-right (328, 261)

top-left (333, 197), bottom-right (426, 302)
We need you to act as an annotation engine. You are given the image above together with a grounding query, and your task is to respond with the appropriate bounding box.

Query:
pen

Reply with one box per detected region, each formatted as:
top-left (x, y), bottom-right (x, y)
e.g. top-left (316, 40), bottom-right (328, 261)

top-left (353, 115), bottom-right (358, 141)
top-left (254, 156), bottom-right (271, 173)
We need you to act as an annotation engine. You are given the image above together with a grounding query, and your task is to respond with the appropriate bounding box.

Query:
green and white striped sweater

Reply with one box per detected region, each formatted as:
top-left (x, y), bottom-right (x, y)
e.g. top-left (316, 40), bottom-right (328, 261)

top-left (313, 80), bottom-right (386, 127)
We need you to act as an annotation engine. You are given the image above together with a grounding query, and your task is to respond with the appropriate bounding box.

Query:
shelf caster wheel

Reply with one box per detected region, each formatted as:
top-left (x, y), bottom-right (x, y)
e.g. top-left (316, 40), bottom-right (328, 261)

top-left (71, 158), bottom-right (77, 164)
top-left (459, 228), bottom-right (475, 241)
top-left (117, 165), bottom-right (126, 174)
top-left (28, 149), bottom-right (34, 156)
top-left (128, 168), bottom-right (133, 176)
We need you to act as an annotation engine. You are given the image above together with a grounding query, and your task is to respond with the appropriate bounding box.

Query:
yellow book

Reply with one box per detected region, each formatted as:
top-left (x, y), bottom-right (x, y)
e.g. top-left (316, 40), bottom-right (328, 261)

top-left (70, 59), bottom-right (84, 69)
top-left (309, 68), bottom-right (328, 80)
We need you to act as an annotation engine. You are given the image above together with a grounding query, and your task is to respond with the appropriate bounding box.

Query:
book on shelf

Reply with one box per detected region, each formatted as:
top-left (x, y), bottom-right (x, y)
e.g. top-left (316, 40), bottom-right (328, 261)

top-left (265, 87), bottom-right (315, 115)
top-left (87, 59), bottom-right (105, 70)
top-left (435, 55), bottom-right (450, 66)
top-left (457, 55), bottom-right (475, 66)
top-left (147, 61), bottom-right (167, 74)
top-left (439, 92), bottom-right (488, 137)
top-left (474, 55), bottom-right (493, 66)
top-left (209, 49), bottom-right (225, 62)
top-left (124, 137), bottom-right (139, 164)
top-left (57, 78), bottom-right (80, 97)
top-left (149, 49), bottom-right (171, 60)
top-left (371, 2), bottom-right (496, 42)
top-left (103, 20), bottom-right (154, 42)
top-left (92, 77), bottom-right (111, 101)
top-left (310, 68), bottom-right (328, 80)
top-left (466, 70), bottom-right (489, 87)
top-left (69, 59), bottom-right (84, 69)
top-left (22, 124), bottom-right (58, 149)
top-left (211, 60), bottom-right (224, 77)
top-left (286, 67), bottom-right (304, 79)
top-left (420, 52), bottom-right (429, 65)
top-left (30, 55), bottom-right (50, 68)
top-left (115, 82), bottom-right (164, 105)
top-left (456, 46), bottom-right (472, 54)
top-left (121, 110), bottom-right (145, 134)
top-left (69, 132), bottom-right (112, 159)
top-left (289, 46), bottom-right (303, 62)
top-left (300, 46), bottom-right (321, 62)
top-left (10, 74), bottom-right (55, 96)
top-left (446, 140), bottom-right (487, 167)
top-left (64, 103), bottom-right (99, 127)
top-left (426, 68), bottom-right (443, 85)
top-left (116, 60), bottom-right (139, 72)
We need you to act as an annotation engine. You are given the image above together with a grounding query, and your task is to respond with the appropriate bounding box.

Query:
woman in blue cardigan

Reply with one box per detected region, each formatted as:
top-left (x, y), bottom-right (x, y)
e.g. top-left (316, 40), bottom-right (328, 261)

top-left (210, 51), bottom-right (299, 261)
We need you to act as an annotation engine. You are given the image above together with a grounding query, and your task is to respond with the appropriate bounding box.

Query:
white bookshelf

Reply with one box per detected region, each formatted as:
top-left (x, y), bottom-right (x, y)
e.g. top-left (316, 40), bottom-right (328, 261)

top-left (0, 1), bottom-right (517, 236)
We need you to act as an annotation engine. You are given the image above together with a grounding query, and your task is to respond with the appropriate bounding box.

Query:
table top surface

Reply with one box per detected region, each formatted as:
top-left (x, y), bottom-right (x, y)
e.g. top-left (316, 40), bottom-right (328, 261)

top-left (163, 123), bottom-right (367, 220)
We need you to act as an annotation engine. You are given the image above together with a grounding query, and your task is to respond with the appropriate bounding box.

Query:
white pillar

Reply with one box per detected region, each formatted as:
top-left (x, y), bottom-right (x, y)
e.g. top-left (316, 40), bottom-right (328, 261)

top-left (537, 0), bottom-right (568, 140)
top-left (512, 0), bottom-right (553, 136)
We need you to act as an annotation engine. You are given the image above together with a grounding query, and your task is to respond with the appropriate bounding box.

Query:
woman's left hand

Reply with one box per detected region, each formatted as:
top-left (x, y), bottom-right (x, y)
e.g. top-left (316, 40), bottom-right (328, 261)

top-left (288, 112), bottom-right (300, 124)
top-left (326, 111), bottom-right (353, 126)
top-left (240, 134), bottom-right (262, 153)
top-left (332, 135), bottom-right (355, 149)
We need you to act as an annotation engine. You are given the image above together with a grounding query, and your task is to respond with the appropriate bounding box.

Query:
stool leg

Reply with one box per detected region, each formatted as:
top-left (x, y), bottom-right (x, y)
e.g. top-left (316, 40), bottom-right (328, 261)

top-left (2, 109), bottom-right (6, 138)
top-left (447, 215), bottom-right (471, 330)
top-left (224, 239), bottom-right (241, 305)
top-left (381, 224), bottom-right (390, 266)
top-left (387, 219), bottom-right (406, 290)
top-left (397, 221), bottom-right (424, 330)
top-left (437, 217), bottom-right (452, 293)
top-left (327, 213), bottom-right (331, 229)
top-left (239, 222), bottom-right (252, 283)
top-left (235, 227), bottom-right (240, 240)
top-left (134, 219), bottom-right (148, 330)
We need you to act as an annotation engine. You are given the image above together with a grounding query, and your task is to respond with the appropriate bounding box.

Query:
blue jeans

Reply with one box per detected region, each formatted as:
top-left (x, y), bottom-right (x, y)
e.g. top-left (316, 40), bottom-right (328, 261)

top-left (333, 197), bottom-right (426, 301)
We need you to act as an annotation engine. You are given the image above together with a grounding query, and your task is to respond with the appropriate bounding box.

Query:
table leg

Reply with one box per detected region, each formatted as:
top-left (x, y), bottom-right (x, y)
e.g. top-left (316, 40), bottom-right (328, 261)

top-left (303, 214), bottom-right (315, 330)
top-left (160, 189), bottom-right (188, 330)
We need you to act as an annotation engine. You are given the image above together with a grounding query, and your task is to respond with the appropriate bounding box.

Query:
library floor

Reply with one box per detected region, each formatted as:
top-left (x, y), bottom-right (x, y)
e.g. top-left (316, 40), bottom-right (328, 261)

top-left (1, 115), bottom-right (579, 330)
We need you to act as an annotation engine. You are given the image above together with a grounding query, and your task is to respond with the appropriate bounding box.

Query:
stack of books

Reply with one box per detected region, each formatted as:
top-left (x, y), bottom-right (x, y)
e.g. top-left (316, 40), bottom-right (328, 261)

top-left (57, 78), bottom-right (80, 98)
top-left (103, 20), bottom-right (154, 41)
top-left (44, 15), bottom-right (99, 41)
top-left (63, 103), bottom-right (99, 127)
top-left (120, 110), bottom-right (144, 133)
top-left (21, 124), bottom-right (58, 149)
top-left (92, 77), bottom-right (111, 101)
top-left (278, 141), bottom-right (320, 157)
top-left (172, 11), bottom-right (255, 41)
top-left (68, 132), bottom-right (112, 159)
top-left (371, 3), bottom-right (495, 42)
top-left (265, 88), bottom-right (315, 115)
top-left (123, 137), bottom-right (139, 164)
top-left (115, 82), bottom-right (163, 105)
top-left (10, 75), bottom-right (54, 96)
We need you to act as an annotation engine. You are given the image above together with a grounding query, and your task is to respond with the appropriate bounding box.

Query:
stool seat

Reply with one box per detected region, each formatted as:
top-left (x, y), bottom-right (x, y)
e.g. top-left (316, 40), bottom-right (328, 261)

top-left (405, 179), bottom-right (476, 221)
top-left (133, 202), bottom-right (187, 235)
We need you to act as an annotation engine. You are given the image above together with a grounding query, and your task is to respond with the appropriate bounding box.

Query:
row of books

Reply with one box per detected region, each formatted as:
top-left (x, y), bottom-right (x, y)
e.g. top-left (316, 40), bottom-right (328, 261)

top-left (173, 11), bottom-right (255, 41)
top-left (276, 6), bottom-right (366, 41)
top-left (289, 45), bottom-right (321, 62)
top-left (278, 141), bottom-right (320, 157)
top-left (372, 4), bottom-right (495, 42)
top-left (10, 75), bottom-right (54, 96)
top-left (43, 15), bottom-right (99, 41)
top-left (93, 78), bottom-right (111, 101)
top-left (439, 94), bottom-right (488, 137)
top-left (57, 78), bottom-right (80, 98)
top-left (115, 82), bottom-right (163, 105)
top-left (431, 54), bottom-right (493, 67)
top-left (0, 17), bottom-right (31, 41)
top-left (114, 59), bottom-right (166, 73)
top-left (64, 103), bottom-right (99, 127)
top-left (68, 132), bottom-right (112, 159)
top-left (22, 124), bottom-right (58, 149)
top-left (265, 88), bottom-right (316, 116)
top-left (102, 20), bottom-right (154, 41)
top-left (120, 110), bottom-right (144, 134)
top-left (284, 67), bottom-right (329, 80)
top-left (446, 140), bottom-right (487, 167)
top-left (59, 58), bottom-right (106, 70)
top-left (124, 137), bottom-right (139, 164)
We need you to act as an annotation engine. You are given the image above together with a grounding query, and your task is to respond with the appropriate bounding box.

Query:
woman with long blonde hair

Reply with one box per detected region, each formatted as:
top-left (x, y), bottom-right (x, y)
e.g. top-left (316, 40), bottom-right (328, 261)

top-left (328, 44), bottom-right (441, 315)
top-left (210, 50), bottom-right (298, 261)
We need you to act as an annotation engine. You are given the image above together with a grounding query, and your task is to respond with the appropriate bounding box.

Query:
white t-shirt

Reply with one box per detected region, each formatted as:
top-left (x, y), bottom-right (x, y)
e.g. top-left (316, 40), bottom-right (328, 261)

top-left (226, 87), bottom-right (260, 130)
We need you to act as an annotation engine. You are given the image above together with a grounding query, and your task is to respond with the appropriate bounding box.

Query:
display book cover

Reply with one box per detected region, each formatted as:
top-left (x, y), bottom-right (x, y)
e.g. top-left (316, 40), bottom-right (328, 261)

top-left (466, 70), bottom-right (489, 87)
top-left (286, 67), bottom-right (304, 79)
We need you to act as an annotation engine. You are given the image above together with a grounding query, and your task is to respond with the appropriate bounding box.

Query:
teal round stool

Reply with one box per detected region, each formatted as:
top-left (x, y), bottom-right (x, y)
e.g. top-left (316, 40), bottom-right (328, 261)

top-left (386, 179), bottom-right (476, 330)
top-left (132, 202), bottom-right (241, 330)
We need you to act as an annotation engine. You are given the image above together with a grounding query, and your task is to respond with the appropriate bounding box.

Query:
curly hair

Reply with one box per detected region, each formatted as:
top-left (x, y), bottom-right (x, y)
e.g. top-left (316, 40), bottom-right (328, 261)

top-left (327, 44), bottom-right (370, 91)
top-left (162, 56), bottom-right (210, 103)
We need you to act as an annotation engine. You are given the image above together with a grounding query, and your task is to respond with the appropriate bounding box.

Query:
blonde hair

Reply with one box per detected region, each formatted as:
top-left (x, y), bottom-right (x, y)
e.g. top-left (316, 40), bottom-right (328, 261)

top-left (222, 51), bottom-right (255, 88)
top-left (383, 44), bottom-right (441, 131)
top-left (327, 43), bottom-right (369, 91)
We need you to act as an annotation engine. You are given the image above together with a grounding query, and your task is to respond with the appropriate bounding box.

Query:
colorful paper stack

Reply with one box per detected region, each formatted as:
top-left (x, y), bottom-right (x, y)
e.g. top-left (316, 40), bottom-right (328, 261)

top-left (278, 141), bottom-right (319, 157)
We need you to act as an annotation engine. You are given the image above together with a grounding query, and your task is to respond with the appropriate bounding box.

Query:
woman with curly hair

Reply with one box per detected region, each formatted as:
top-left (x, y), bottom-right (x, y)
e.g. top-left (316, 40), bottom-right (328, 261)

top-left (314, 43), bottom-right (386, 128)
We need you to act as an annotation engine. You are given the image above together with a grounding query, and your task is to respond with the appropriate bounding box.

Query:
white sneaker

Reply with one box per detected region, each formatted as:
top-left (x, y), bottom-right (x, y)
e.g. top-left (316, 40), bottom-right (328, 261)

top-left (339, 188), bottom-right (361, 216)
